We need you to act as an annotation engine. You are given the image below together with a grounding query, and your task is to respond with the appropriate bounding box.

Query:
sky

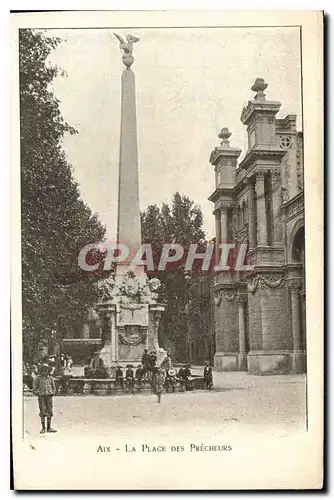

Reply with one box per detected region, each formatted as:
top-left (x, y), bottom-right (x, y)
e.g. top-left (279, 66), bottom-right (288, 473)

top-left (46, 27), bottom-right (302, 240)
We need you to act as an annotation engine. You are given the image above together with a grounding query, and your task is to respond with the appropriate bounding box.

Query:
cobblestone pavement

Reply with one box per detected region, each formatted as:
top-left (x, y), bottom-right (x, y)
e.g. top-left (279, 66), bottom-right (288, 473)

top-left (23, 371), bottom-right (307, 441)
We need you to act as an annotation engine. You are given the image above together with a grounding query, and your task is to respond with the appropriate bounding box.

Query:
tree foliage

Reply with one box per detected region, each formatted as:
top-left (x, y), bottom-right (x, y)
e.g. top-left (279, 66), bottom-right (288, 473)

top-left (20, 29), bottom-right (106, 360)
top-left (141, 192), bottom-right (211, 361)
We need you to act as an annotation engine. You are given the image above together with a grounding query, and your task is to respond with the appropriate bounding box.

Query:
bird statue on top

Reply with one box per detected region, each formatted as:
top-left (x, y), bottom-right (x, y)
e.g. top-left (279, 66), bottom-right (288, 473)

top-left (114, 33), bottom-right (140, 68)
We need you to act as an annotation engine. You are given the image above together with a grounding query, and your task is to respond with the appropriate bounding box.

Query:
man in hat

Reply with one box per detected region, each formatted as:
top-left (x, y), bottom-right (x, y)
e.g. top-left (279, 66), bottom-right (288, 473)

top-left (32, 364), bottom-right (57, 434)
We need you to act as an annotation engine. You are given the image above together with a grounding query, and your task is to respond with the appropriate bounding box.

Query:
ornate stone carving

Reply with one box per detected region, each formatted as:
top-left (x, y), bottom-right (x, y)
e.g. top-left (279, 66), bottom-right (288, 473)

top-left (118, 326), bottom-right (147, 346)
top-left (236, 294), bottom-right (247, 305)
top-left (98, 276), bottom-right (117, 302)
top-left (296, 134), bottom-right (304, 190)
top-left (282, 193), bottom-right (304, 220)
top-left (219, 202), bottom-right (233, 211)
top-left (213, 288), bottom-right (236, 306)
top-left (247, 274), bottom-right (285, 294)
top-left (98, 271), bottom-right (161, 306)
top-left (235, 224), bottom-right (249, 244)
top-left (288, 281), bottom-right (302, 293)
top-left (271, 169), bottom-right (282, 181)
top-left (255, 171), bottom-right (266, 180)
top-left (280, 185), bottom-right (289, 203)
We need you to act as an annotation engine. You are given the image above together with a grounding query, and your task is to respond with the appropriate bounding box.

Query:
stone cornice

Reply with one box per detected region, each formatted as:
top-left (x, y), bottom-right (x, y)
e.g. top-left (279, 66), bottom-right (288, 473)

top-left (208, 186), bottom-right (234, 203)
top-left (210, 146), bottom-right (242, 166)
top-left (238, 145), bottom-right (286, 171)
top-left (240, 99), bottom-right (281, 125)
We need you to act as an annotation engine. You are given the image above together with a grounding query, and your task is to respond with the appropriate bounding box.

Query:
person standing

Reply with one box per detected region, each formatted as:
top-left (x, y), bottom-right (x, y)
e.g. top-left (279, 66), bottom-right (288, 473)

top-left (115, 365), bottom-right (124, 390)
top-left (149, 351), bottom-right (157, 390)
top-left (32, 364), bottom-right (57, 434)
top-left (125, 365), bottom-right (135, 394)
top-left (154, 366), bottom-right (165, 403)
top-left (67, 356), bottom-right (73, 372)
top-left (161, 352), bottom-right (172, 375)
top-left (135, 364), bottom-right (143, 392)
top-left (184, 364), bottom-right (193, 391)
top-left (203, 361), bottom-right (213, 390)
top-left (141, 349), bottom-right (150, 379)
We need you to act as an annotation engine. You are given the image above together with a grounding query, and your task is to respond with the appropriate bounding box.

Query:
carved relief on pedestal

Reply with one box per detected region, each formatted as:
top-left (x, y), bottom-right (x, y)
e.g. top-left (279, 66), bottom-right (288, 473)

top-left (118, 325), bottom-right (147, 346)
top-left (98, 271), bottom-right (161, 306)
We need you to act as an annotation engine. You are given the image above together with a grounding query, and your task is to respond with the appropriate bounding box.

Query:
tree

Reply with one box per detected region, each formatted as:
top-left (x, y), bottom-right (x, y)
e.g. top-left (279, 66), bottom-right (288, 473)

top-left (20, 29), bottom-right (106, 360)
top-left (141, 192), bottom-right (211, 362)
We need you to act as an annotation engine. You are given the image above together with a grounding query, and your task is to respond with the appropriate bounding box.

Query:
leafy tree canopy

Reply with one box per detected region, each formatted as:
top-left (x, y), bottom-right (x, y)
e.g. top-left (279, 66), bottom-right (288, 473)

top-left (20, 29), bottom-right (106, 360)
top-left (141, 192), bottom-right (211, 360)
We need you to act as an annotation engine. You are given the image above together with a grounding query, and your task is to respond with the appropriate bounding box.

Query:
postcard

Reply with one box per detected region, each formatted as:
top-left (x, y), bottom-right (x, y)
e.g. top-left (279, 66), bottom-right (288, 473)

top-left (11, 10), bottom-right (323, 490)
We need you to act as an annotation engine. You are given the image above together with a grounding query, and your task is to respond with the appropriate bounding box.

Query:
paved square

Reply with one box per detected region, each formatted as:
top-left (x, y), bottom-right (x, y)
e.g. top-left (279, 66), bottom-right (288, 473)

top-left (24, 371), bottom-right (306, 442)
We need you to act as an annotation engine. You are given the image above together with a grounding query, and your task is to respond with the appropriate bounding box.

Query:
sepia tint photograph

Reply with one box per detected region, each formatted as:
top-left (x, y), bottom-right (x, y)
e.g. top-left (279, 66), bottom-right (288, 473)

top-left (12, 11), bottom-right (323, 490)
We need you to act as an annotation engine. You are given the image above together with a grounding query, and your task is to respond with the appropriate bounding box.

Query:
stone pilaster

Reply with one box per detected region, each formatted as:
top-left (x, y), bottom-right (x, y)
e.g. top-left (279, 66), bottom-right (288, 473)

top-left (213, 286), bottom-right (239, 371)
top-left (289, 281), bottom-right (305, 373)
top-left (255, 172), bottom-right (268, 246)
top-left (220, 205), bottom-right (229, 243)
top-left (271, 169), bottom-right (284, 245)
top-left (237, 294), bottom-right (247, 370)
top-left (214, 210), bottom-right (221, 265)
top-left (247, 274), bottom-right (295, 374)
top-left (247, 178), bottom-right (257, 249)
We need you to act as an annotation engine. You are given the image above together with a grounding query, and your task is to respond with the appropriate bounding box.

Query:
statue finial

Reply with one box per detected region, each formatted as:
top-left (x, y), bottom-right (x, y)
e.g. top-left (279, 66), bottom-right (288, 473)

top-left (114, 32), bottom-right (140, 68)
top-left (251, 77), bottom-right (268, 101)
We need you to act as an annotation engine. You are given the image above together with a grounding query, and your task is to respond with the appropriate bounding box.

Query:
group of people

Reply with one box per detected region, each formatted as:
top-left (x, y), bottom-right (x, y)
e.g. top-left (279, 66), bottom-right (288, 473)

top-left (110, 350), bottom-right (213, 402)
top-left (24, 348), bottom-right (214, 433)
top-left (23, 354), bottom-right (74, 394)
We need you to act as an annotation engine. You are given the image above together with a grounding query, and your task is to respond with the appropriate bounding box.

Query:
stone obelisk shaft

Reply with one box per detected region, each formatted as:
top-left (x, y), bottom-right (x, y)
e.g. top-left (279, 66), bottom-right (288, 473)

top-left (117, 68), bottom-right (142, 277)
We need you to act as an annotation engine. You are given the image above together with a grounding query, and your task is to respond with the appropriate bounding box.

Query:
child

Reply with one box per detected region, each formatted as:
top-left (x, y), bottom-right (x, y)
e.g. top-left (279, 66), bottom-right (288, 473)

top-left (33, 364), bottom-right (57, 434)
top-left (154, 366), bottom-right (165, 403)
top-left (203, 360), bottom-right (213, 390)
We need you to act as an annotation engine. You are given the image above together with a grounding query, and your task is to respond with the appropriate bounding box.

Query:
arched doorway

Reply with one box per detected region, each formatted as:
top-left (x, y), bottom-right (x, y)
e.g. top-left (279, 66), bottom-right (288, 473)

top-left (291, 225), bottom-right (305, 267)
top-left (290, 223), bottom-right (306, 357)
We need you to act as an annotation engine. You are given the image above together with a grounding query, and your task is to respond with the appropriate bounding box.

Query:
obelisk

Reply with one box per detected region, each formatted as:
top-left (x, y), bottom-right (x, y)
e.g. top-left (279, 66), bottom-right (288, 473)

top-left (93, 34), bottom-right (166, 371)
top-left (114, 33), bottom-right (142, 278)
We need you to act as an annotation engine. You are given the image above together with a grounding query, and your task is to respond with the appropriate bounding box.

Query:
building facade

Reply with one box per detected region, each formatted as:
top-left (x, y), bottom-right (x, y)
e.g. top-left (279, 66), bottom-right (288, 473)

top-left (209, 78), bottom-right (306, 375)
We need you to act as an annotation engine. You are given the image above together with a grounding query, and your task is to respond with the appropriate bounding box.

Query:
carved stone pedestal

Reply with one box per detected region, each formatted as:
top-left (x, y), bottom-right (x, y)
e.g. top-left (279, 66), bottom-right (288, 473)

top-left (94, 271), bottom-right (166, 369)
